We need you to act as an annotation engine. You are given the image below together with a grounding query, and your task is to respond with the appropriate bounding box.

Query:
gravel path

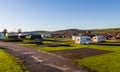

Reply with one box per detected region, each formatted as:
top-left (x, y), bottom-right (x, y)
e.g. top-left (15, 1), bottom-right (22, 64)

top-left (0, 41), bottom-right (90, 72)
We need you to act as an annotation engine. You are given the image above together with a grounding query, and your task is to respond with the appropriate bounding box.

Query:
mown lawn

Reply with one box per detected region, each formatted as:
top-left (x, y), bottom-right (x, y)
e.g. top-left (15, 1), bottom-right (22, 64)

top-left (0, 49), bottom-right (29, 72)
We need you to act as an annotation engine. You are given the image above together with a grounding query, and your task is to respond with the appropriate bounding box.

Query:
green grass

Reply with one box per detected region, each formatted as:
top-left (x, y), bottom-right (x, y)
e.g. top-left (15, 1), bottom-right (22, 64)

top-left (100, 41), bottom-right (120, 44)
top-left (74, 45), bottom-right (120, 72)
top-left (20, 38), bottom-right (82, 52)
top-left (37, 41), bottom-right (120, 72)
top-left (38, 44), bottom-right (86, 52)
top-left (19, 43), bottom-right (87, 52)
top-left (29, 42), bottom-right (120, 72)
top-left (36, 42), bottom-right (90, 52)
top-left (0, 49), bottom-right (29, 72)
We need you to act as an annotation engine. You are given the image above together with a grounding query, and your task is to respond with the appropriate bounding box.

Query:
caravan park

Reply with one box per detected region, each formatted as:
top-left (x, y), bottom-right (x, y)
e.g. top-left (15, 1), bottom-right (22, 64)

top-left (0, 28), bottom-right (120, 72)
top-left (0, 0), bottom-right (120, 72)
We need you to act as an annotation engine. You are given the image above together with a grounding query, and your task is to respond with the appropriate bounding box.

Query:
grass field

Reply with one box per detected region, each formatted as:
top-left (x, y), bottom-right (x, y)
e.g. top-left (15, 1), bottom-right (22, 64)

top-left (20, 38), bottom-right (120, 72)
top-left (0, 49), bottom-right (29, 72)
top-left (74, 45), bottom-right (120, 72)
top-left (38, 44), bottom-right (120, 72)
top-left (38, 39), bottom-right (120, 72)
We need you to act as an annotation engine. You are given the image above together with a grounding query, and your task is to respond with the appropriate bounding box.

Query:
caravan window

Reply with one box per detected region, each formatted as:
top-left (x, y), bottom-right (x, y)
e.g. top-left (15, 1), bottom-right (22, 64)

top-left (87, 38), bottom-right (90, 41)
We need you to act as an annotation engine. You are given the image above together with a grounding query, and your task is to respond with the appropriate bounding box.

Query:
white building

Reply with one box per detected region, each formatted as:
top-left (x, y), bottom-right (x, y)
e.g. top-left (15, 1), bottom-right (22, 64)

top-left (75, 36), bottom-right (92, 44)
top-left (0, 33), bottom-right (5, 39)
top-left (92, 36), bottom-right (105, 43)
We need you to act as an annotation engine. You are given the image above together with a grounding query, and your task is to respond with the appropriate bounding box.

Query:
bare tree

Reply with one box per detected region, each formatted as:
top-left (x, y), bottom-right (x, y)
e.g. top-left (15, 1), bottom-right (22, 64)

top-left (18, 28), bottom-right (22, 34)
top-left (3, 29), bottom-right (8, 36)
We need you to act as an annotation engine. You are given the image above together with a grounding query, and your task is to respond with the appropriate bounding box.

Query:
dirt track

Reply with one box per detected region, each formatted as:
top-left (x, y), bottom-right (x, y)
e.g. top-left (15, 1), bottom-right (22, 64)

top-left (0, 41), bottom-right (90, 72)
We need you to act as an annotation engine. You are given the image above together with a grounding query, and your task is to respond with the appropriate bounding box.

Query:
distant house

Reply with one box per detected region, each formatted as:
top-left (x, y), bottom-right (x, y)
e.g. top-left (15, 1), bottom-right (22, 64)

top-left (92, 36), bottom-right (105, 43)
top-left (0, 33), bottom-right (5, 39)
top-left (75, 36), bottom-right (92, 44)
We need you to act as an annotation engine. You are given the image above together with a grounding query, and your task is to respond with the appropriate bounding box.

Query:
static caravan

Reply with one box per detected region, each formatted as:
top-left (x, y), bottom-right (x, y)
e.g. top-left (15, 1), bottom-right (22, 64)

top-left (72, 36), bottom-right (76, 40)
top-left (92, 36), bottom-right (105, 43)
top-left (75, 36), bottom-right (92, 44)
top-left (41, 34), bottom-right (52, 38)
top-left (0, 33), bottom-right (5, 39)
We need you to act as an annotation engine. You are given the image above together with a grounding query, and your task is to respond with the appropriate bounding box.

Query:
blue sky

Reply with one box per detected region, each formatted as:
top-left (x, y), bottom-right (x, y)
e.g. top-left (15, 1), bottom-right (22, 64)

top-left (0, 0), bottom-right (120, 32)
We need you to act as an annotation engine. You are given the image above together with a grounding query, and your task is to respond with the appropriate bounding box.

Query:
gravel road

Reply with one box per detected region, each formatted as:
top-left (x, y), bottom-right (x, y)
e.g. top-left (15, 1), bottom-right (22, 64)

top-left (0, 41), bottom-right (90, 72)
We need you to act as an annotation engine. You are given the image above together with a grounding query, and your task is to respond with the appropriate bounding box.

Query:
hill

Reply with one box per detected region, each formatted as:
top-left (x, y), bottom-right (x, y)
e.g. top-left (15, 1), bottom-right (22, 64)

top-left (89, 28), bottom-right (120, 33)
top-left (32, 28), bottom-right (120, 34)
top-left (52, 29), bottom-right (85, 34)
top-left (32, 30), bottom-right (52, 34)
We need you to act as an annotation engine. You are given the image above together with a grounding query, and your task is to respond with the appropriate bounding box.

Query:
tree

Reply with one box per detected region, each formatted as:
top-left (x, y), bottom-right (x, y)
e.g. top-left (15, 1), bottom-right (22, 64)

top-left (18, 28), bottom-right (22, 34)
top-left (3, 29), bottom-right (8, 36)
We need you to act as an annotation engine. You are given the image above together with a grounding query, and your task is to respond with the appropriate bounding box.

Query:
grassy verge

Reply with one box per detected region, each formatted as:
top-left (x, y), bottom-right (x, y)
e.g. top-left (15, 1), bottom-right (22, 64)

top-left (0, 49), bottom-right (29, 72)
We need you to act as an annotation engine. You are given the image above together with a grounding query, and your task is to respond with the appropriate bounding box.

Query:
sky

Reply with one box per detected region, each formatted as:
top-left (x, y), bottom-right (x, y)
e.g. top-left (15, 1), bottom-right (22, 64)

top-left (0, 0), bottom-right (120, 32)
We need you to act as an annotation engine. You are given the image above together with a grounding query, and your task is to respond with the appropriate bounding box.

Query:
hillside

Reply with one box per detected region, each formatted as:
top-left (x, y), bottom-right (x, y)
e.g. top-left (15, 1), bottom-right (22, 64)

top-left (32, 28), bottom-right (120, 34)
top-left (89, 28), bottom-right (120, 33)
top-left (52, 29), bottom-right (85, 34)
top-left (32, 30), bottom-right (52, 34)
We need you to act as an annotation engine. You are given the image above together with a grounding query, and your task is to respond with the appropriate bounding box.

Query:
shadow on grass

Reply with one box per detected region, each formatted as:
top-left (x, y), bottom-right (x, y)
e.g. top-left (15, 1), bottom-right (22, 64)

top-left (47, 44), bottom-right (72, 47)
top-left (53, 48), bottom-right (114, 59)
top-left (3, 40), bottom-right (23, 42)
top-left (91, 43), bottom-right (120, 46)
top-left (23, 42), bottom-right (43, 45)
top-left (23, 41), bottom-right (72, 47)
top-left (43, 39), bottom-right (60, 42)
top-left (43, 39), bottom-right (71, 43)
